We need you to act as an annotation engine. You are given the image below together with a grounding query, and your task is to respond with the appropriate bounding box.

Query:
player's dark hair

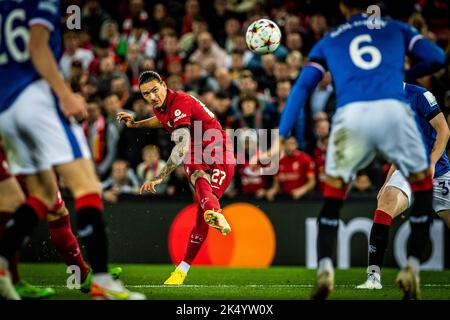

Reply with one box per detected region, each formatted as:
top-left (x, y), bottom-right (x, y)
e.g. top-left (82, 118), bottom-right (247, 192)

top-left (341, 0), bottom-right (373, 9)
top-left (139, 71), bottom-right (163, 86)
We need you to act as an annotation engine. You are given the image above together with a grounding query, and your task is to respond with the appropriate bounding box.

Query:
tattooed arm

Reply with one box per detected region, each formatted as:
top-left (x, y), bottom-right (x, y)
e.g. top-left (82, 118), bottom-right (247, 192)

top-left (140, 127), bottom-right (191, 194)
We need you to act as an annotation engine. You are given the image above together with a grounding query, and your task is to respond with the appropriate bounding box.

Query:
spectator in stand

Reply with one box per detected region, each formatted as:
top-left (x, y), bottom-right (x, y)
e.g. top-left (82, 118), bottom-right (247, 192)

top-left (255, 54), bottom-right (277, 95)
top-left (214, 91), bottom-right (239, 130)
top-left (97, 56), bottom-right (126, 96)
top-left (179, 16), bottom-right (209, 57)
top-left (111, 77), bottom-right (132, 110)
top-left (149, 3), bottom-right (167, 35)
top-left (190, 31), bottom-right (231, 70)
top-left (80, 76), bottom-right (99, 101)
top-left (206, 0), bottom-right (235, 47)
top-left (265, 136), bottom-right (316, 201)
top-left (182, 0), bottom-right (201, 35)
top-left (238, 94), bottom-right (263, 129)
top-left (166, 75), bottom-right (184, 91)
top-left (224, 17), bottom-right (242, 53)
top-left (233, 70), bottom-right (268, 112)
top-left (302, 13), bottom-right (328, 54)
top-left (183, 61), bottom-right (219, 94)
top-left (214, 67), bottom-right (240, 99)
top-left (122, 0), bottom-right (149, 36)
top-left (102, 160), bottom-right (140, 203)
top-left (99, 19), bottom-right (125, 57)
top-left (60, 31), bottom-right (94, 80)
top-left (286, 32), bottom-right (304, 53)
top-left (283, 15), bottom-right (302, 36)
top-left (263, 79), bottom-right (292, 129)
top-left (83, 99), bottom-right (119, 178)
top-left (235, 132), bottom-right (267, 198)
top-left (81, 0), bottom-right (111, 43)
top-left (127, 17), bottom-right (157, 60)
top-left (286, 50), bottom-right (303, 80)
top-left (68, 60), bottom-right (85, 93)
top-left (229, 50), bottom-right (246, 80)
top-left (136, 145), bottom-right (168, 194)
top-left (123, 43), bottom-right (144, 92)
top-left (103, 93), bottom-right (134, 132)
top-left (309, 71), bottom-right (334, 117)
top-left (158, 34), bottom-right (183, 77)
top-left (89, 39), bottom-right (118, 77)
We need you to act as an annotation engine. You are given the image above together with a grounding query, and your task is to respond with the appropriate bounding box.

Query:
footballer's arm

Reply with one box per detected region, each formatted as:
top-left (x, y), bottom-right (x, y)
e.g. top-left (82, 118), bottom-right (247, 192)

top-left (117, 112), bottom-right (163, 128)
top-left (140, 126), bottom-right (190, 194)
top-left (429, 112), bottom-right (450, 172)
top-left (28, 25), bottom-right (85, 118)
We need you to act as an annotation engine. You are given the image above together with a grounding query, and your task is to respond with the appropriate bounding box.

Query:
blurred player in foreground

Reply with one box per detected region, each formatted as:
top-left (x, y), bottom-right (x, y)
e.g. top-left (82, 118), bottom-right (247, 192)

top-left (118, 70), bottom-right (235, 285)
top-left (265, 0), bottom-right (445, 299)
top-left (0, 0), bottom-right (143, 300)
top-left (0, 143), bottom-right (122, 299)
top-left (357, 84), bottom-right (450, 293)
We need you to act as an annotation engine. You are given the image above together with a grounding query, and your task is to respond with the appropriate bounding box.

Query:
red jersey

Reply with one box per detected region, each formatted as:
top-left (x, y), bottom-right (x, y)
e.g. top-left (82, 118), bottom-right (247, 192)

top-left (238, 162), bottom-right (267, 194)
top-left (154, 89), bottom-right (232, 164)
top-left (277, 150), bottom-right (315, 194)
top-left (154, 89), bottom-right (235, 199)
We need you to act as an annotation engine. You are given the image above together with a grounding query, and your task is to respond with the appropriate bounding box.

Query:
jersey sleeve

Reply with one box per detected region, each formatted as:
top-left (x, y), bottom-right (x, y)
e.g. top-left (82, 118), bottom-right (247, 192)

top-left (171, 96), bottom-right (192, 129)
top-left (395, 21), bottom-right (423, 53)
top-left (307, 39), bottom-right (328, 74)
top-left (29, 0), bottom-right (61, 32)
top-left (418, 90), bottom-right (441, 121)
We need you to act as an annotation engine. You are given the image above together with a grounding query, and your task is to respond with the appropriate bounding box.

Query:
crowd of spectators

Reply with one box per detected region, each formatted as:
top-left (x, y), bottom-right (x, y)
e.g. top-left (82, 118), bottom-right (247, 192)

top-left (59, 0), bottom-right (450, 202)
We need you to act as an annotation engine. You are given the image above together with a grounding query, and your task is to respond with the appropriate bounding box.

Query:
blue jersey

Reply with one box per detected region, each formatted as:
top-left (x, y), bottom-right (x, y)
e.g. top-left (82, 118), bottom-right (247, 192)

top-left (308, 13), bottom-right (422, 108)
top-left (0, 0), bottom-right (61, 113)
top-left (405, 83), bottom-right (450, 178)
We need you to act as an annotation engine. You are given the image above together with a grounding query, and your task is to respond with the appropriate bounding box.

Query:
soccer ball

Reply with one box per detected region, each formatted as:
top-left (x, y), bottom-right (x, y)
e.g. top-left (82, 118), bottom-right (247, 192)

top-left (245, 19), bottom-right (281, 54)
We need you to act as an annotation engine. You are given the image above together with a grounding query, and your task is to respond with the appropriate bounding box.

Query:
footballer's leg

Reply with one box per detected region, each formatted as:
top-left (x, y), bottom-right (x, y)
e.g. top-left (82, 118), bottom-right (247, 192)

top-left (394, 169), bottom-right (433, 300)
top-left (165, 165), bottom-right (234, 285)
top-left (56, 159), bottom-right (143, 300)
top-left (191, 170), bottom-right (231, 235)
top-left (164, 203), bottom-right (209, 285)
top-left (46, 197), bottom-right (122, 293)
top-left (357, 181), bottom-right (410, 290)
top-left (0, 171), bottom-right (57, 300)
top-left (310, 175), bottom-right (347, 300)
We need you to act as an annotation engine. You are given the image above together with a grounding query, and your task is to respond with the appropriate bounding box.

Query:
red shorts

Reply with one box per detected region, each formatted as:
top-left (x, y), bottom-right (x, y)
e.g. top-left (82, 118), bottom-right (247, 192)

top-left (184, 162), bottom-right (235, 200)
top-left (0, 147), bottom-right (12, 181)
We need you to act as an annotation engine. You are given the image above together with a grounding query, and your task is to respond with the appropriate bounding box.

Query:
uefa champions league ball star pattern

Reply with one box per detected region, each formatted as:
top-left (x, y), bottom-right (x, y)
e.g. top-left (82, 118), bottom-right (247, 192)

top-left (246, 19), bottom-right (282, 54)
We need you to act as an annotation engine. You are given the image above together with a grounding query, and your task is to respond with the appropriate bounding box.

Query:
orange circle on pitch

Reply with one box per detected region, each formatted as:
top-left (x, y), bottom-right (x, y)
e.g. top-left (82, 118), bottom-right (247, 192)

top-left (168, 202), bottom-right (276, 267)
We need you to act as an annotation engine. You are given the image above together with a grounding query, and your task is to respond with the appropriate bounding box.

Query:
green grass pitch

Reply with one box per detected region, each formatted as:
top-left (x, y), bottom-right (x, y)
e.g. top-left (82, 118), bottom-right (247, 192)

top-left (20, 263), bottom-right (450, 300)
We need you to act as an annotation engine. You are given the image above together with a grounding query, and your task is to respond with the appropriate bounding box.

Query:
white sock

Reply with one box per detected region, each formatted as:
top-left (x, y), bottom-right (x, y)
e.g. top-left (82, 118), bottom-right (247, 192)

top-left (318, 257), bottom-right (334, 277)
top-left (367, 265), bottom-right (381, 275)
top-left (92, 273), bottom-right (113, 286)
top-left (176, 261), bottom-right (190, 274)
top-left (407, 256), bottom-right (421, 277)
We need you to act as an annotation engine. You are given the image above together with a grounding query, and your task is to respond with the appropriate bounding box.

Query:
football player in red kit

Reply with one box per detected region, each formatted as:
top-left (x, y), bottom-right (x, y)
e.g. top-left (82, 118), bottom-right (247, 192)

top-left (117, 71), bottom-right (235, 285)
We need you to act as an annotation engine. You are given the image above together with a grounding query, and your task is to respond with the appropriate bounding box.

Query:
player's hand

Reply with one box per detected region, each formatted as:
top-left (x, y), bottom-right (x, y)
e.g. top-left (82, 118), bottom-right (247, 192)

top-left (140, 178), bottom-right (163, 194)
top-left (117, 112), bottom-right (136, 128)
top-left (60, 93), bottom-right (87, 119)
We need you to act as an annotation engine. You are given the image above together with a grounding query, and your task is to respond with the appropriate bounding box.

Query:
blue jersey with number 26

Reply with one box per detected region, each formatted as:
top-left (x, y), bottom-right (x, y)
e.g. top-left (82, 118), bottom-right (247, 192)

top-left (308, 13), bottom-right (421, 108)
top-left (0, 0), bottom-right (61, 113)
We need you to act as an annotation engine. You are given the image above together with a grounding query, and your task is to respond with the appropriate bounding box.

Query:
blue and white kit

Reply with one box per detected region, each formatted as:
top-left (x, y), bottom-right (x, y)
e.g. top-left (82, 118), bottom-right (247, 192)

top-left (0, 0), bottom-right (90, 175)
